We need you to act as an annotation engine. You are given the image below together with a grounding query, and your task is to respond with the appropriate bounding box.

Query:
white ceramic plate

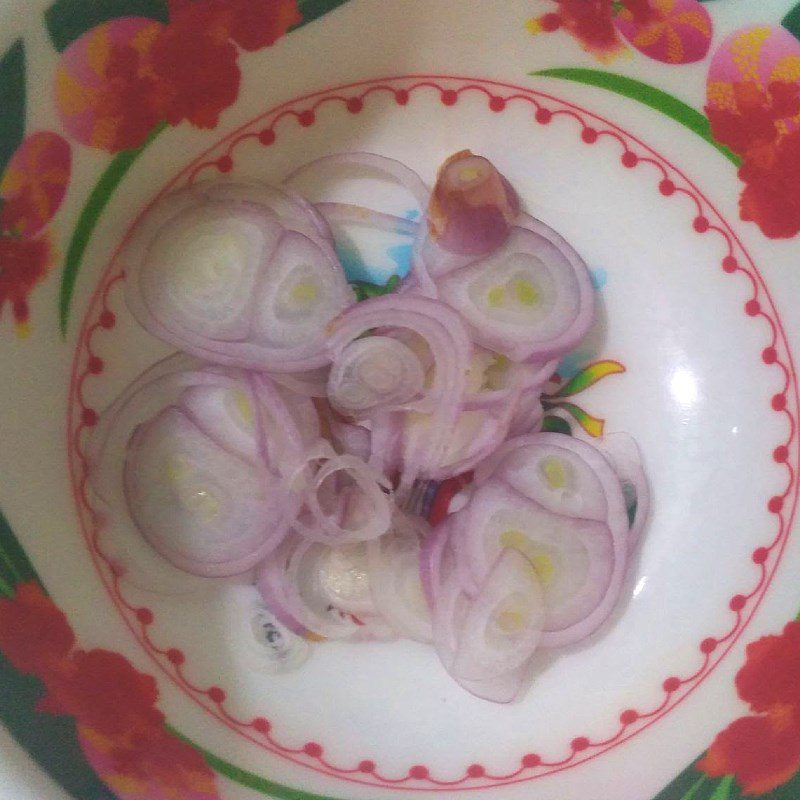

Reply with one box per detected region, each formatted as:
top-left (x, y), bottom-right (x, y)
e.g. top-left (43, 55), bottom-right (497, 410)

top-left (2, 2), bottom-right (800, 799)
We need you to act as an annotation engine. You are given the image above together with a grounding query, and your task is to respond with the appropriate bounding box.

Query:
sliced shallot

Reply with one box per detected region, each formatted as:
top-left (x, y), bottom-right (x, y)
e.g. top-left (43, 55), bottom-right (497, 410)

top-left (100, 151), bottom-right (649, 700)
top-left (326, 294), bottom-right (472, 492)
top-left (327, 335), bottom-right (425, 416)
top-left (451, 548), bottom-right (544, 682)
top-left (124, 407), bottom-right (286, 577)
top-left (601, 432), bottom-right (650, 554)
top-left (256, 535), bottom-right (361, 640)
top-left (123, 182), bottom-right (354, 372)
top-left (368, 513), bottom-right (432, 642)
top-left (431, 551), bottom-right (541, 702)
top-left (453, 480), bottom-right (621, 647)
top-left (437, 225), bottom-right (594, 362)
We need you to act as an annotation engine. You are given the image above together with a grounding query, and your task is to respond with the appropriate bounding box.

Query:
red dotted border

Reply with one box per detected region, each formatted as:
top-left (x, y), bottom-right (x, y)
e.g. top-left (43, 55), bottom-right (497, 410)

top-left (66, 75), bottom-right (799, 791)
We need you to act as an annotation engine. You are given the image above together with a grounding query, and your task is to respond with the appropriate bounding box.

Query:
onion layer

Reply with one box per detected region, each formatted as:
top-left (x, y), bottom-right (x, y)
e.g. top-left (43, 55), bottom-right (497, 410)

top-left (124, 182), bottom-right (355, 372)
top-left (450, 481), bottom-right (617, 643)
top-left (124, 407), bottom-right (284, 577)
top-left (437, 225), bottom-right (594, 362)
top-left (368, 513), bottom-right (432, 642)
top-left (327, 294), bottom-right (472, 493)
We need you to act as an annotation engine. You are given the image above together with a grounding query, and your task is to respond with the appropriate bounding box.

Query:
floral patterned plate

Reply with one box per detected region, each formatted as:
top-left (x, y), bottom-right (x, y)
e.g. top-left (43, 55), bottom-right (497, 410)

top-left (2, 1), bottom-right (800, 799)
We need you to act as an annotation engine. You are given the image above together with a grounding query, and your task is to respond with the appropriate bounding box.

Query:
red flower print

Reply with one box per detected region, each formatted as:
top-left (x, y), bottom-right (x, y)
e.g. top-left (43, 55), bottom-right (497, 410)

top-left (527, 1), bottom-right (622, 62)
top-left (735, 124), bottom-right (800, 241)
top-left (706, 26), bottom-right (800, 160)
top-left (0, 191), bottom-right (36, 236)
top-left (165, 0), bottom-right (233, 45)
top-left (706, 26), bottom-right (800, 238)
top-left (150, 0), bottom-right (302, 127)
top-left (699, 621), bottom-right (800, 795)
top-left (614, 0), bottom-right (711, 64)
top-left (0, 582), bottom-right (74, 678)
top-left (222, 0), bottom-right (302, 51)
top-left (38, 649), bottom-right (164, 736)
top-left (527, 0), bottom-right (711, 64)
top-left (149, 4), bottom-right (241, 129)
top-left (699, 712), bottom-right (800, 796)
top-left (706, 81), bottom-right (800, 167)
top-left (102, 40), bottom-right (165, 149)
top-left (0, 582), bottom-right (222, 799)
top-left (736, 620), bottom-right (800, 715)
top-left (79, 723), bottom-right (220, 800)
top-left (56, 2), bottom-right (301, 153)
top-left (0, 233), bottom-right (53, 337)
top-left (0, 132), bottom-right (72, 239)
top-left (55, 18), bottom-right (165, 153)
top-left (167, 0), bottom-right (301, 50)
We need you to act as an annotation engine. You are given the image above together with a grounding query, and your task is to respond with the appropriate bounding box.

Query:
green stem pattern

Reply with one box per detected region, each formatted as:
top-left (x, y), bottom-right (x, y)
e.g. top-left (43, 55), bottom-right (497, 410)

top-left (679, 775), bottom-right (708, 800)
top-left (168, 726), bottom-right (343, 800)
top-left (58, 122), bottom-right (166, 336)
top-left (707, 775), bottom-right (733, 800)
top-left (531, 68), bottom-right (741, 168)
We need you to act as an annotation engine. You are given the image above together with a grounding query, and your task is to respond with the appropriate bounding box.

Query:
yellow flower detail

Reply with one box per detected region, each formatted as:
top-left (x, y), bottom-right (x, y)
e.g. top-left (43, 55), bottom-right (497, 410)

top-left (525, 17), bottom-right (543, 35)
top-left (771, 54), bottom-right (800, 85)
top-left (731, 27), bottom-right (771, 88)
top-left (86, 25), bottom-right (111, 78)
top-left (55, 67), bottom-right (94, 116)
top-left (706, 81), bottom-right (738, 113)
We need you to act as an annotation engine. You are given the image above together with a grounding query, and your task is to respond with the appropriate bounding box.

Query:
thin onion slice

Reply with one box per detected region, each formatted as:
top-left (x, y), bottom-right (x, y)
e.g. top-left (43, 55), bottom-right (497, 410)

top-left (428, 406), bottom-right (517, 479)
top-left (508, 391), bottom-right (546, 438)
top-left (92, 360), bottom-right (311, 582)
top-left (249, 372), bottom-right (321, 470)
top-left (400, 239), bottom-right (440, 299)
top-left (180, 382), bottom-right (263, 464)
top-left (314, 542), bottom-right (376, 617)
top-left (202, 180), bottom-right (335, 243)
top-left (251, 230), bottom-right (353, 355)
top-left (315, 202), bottom-right (419, 237)
top-left (367, 513), bottom-right (432, 642)
top-left (601, 432), bottom-right (650, 554)
top-left (456, 667), bottom-right (529, 704)
top-left (437, 225), bottom-right (594, 362)
top-left (474, 433), bottom-right (628, 530)
top-left (454, 480), bottom-right (621, 647)
top-left (329, 418), bottom-right (372, 462)
top-left (123, 182), bottom-right (354, 372)
top-left (88, 352), bottom-right (200, 505)
top-left (89, 358), bottom-right (241, 592)
top-left (327, 295), bottom-right (472, 493)
top-left (432, 569), bottom-right (467, 672)
top-left (328, 335), bottom-right (425, 416)
top-left (124, 406), bottom-right (286, 577)
top-left (86, 354), bottom-right (222, 595)
top-left (419, 517), bottom-right (452, 608)
top-left (256, 535), bottom-right (360, 640)
top-left (283, 152), bottom-right (431, 209)
top-left (410, 349), bottom-right (538, 478)
top-left (505, 360), bottom-right (556, 437)
top-left (270, 366), bottom-right (331, 398)
top-left (451, 549), bottom-right (544, 682)
top-left (293, 445), bottom-right (394, 544)
top-left (431, 554), bottom-right (537, 703)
